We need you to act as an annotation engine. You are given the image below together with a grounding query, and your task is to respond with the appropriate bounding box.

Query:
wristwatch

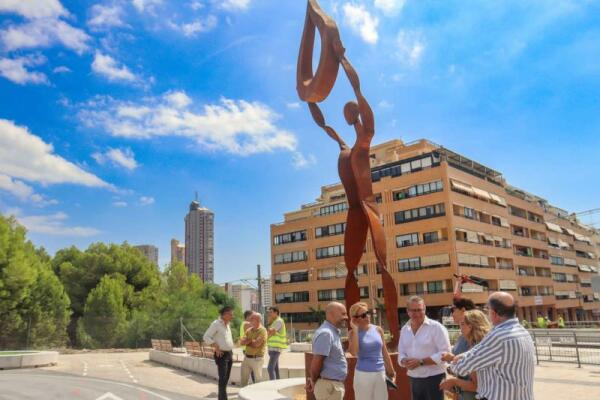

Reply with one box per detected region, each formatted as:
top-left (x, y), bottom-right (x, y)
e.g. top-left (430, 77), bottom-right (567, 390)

top-left (419, 359), bottom-right (424, 366)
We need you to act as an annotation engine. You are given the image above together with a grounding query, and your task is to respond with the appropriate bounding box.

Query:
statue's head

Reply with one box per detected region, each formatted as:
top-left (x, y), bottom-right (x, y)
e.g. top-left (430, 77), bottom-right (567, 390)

top-left (343, 101), bottom-right (359, 125)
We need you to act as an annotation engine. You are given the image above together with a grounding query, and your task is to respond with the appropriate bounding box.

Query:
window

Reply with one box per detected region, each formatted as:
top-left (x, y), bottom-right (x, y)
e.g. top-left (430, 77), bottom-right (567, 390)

top-left (274, 270), bottom-right (309, 284)
top-left (316, 245), bottom-right (344, 259)
top-left (273, 230), bottom-right (307, 245)
top-left (463, 207), bottom-right (476, 220)
top-left (394, 203), bottom-right (445, 224)
top-left (396, 233), bottom-right (419, 248)
top-left (359, 287), bottom-right (369, 298)
top-left (275, 291), bottom-right (309, 303)
top-left (318, 289), bottom-right (345, 301)
top-left (317, 202), bottom-right (348, 216)
top-left (375, 194), bottom-right (383, 204)
top-left (274, 251), bottom-right (307, 264)
top-left (354, 264), bottom-right (368, 277)
top-left (427, 281), bottom-right (443, 294)
top-left (393, 180), bottom-right (443, 201)
top-left (318, 265), bottom-right (347, 280)
top-left (371, 154), bottom-right (439, 182)
top-left (550, 256), bottom-right (564, 265)
top-left (398, 257), bottom-right (421, 272)
top-left (423, 231), bottom-right (440, 244)
top-left (415, 283), bottom-right (424, 295)
top-left (315, 223), bottom-right (346, 238)
top-left (400, 284), bottom-right (409, 296)
top-left (552, 273), bottom-right (566, 282)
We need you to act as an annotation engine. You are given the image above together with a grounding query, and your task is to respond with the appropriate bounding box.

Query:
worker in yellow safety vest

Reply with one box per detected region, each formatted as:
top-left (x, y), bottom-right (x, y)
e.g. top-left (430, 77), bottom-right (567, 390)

top-left (537, 313), bottom-right (547, 329)
top-left (266, 307), bottom-right (288, 380)
top-left (558, 315), bottom-right (565, 328)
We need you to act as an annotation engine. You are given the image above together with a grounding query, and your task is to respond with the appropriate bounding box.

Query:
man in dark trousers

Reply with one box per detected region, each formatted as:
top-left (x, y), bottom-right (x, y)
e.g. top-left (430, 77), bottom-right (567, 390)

top-left (204, 306), bottom-right (235, 400)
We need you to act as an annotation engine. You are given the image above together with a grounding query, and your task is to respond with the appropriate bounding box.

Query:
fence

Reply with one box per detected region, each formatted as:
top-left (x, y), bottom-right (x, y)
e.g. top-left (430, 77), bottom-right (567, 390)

top-left (530, 329), bottom-right (600, 367)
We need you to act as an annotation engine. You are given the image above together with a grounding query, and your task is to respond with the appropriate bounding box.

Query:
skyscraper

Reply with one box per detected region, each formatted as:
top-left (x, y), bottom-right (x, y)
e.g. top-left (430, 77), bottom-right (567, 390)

top-left (170, 238), bottom-right (185, 264)
top-left (134, 244), bottom-right (159, 266)
top-left (185, 200), bottom-right (214, 282)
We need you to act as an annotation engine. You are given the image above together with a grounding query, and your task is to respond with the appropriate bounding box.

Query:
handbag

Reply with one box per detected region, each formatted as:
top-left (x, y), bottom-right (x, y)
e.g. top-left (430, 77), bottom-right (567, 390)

top-left (385, 376), bottom-right (398, 390)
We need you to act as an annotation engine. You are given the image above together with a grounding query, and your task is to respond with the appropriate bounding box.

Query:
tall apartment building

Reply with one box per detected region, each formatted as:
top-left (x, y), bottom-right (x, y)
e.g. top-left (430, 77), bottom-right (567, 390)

top-left (226, 283), bottom-right (258, 312)
top-left (261, 277), bottom-right (273, 309)
top-left (270, 139), bottom-right (600, 330)
top-left (170, 238), bottom-right (185, 264)
top-left (134, 244), bottom-right (159, 266)
top-left (185, 200), bottom-right (214, 282)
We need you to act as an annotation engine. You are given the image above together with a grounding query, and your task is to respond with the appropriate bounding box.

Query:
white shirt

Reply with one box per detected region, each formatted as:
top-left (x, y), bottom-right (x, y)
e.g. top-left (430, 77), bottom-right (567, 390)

top-left (203, 318), bottom-right (234, 351)
top-left (450, 318), bottom-right (535, 400)
top-left (398, 317), bottom-right (451, 378)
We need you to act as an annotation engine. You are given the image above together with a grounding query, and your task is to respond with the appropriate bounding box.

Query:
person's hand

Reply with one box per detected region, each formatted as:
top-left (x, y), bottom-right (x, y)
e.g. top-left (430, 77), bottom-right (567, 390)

top-left (386, 369), bottom-right (396, 380)
top-left (404, 358), bottom-right (420, 370)
top-left (305, 378), bottom-right (315, 393)
top-left (349, 318), bottom-right (358, 331)
top-left (214, 347), bottom-right (223, 358)
top-left (452, 353), bottom-right (465, 363)
top-left (441, 352), bottom-right (455, 363)
top-left (439, 378), bottom-right (457, 391)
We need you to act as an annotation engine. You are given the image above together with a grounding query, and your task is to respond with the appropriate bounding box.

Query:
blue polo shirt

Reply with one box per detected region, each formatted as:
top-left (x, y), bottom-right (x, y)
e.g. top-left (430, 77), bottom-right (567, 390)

top-left (312, 320), bottom-right (348, 381)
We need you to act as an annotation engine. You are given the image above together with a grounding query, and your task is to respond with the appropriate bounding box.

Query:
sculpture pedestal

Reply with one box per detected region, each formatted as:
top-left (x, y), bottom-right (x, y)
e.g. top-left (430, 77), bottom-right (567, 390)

top-left (304, 352), bottom-right (411, 400)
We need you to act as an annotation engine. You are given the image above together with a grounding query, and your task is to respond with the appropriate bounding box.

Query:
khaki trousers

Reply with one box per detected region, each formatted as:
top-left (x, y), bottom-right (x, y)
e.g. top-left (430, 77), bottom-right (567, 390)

top-left (241, 356), bottom-right (263, 386)
top-left (314, 378), bottom-right (345, 400)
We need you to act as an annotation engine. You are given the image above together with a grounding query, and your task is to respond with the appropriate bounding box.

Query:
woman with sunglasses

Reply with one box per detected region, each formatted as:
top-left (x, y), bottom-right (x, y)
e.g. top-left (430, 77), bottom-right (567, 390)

top-left (440, 309), bottom-right (492, 400)
top-left (348, 302), bottom-right (395, 400)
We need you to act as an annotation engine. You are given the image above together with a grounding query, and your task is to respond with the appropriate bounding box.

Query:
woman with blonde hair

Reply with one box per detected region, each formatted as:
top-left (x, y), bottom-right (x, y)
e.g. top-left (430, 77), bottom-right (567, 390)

top-left (440, 309), bottom-right (492, 400)
top-left (348, 302), bottom-right (395, 400)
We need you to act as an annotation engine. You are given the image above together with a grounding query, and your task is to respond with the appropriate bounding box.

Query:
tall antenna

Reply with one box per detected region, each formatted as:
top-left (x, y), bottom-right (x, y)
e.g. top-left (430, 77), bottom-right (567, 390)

top-left (195, 191), bottom-right (198, 202)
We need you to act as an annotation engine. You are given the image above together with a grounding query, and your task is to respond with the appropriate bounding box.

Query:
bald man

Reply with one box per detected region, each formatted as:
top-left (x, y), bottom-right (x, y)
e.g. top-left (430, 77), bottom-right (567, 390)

top-left (306, 302), bottom-right (348, 400)
top-left (447, 292), bottom-right (535, 400)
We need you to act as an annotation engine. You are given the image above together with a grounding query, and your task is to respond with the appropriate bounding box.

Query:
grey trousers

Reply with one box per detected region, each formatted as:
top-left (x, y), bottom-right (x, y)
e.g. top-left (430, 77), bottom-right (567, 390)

top-left (409, 373), bottom-right (445, 400)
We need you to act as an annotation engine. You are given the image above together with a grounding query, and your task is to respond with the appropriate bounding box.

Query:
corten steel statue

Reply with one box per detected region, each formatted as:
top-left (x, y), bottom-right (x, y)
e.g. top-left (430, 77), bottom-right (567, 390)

top-left (296, 0), bottom-right (399, 349)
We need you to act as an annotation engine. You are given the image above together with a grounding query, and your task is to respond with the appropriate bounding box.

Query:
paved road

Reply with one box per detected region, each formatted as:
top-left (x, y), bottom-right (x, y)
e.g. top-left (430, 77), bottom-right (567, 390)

top-left (0, 352), bottom-right (238, 400)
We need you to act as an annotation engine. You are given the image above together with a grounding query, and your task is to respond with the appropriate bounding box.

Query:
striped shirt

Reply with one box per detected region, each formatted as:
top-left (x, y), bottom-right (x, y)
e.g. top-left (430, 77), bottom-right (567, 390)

top-left (449, 318), bottom-right (535, 400)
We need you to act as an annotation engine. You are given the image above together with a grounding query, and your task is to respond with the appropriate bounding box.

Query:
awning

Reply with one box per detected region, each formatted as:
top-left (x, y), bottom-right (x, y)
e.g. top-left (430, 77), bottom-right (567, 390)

top-left (466, 231), bottom-right (479, 243)
top-left (451, 180), bottom-right (474, 195)
top-left (594, 293), bottom-right (600, 300)
top-left (545, 222), bottom-right (563, 233)
top-left (590, 266), bottom-right (598, 273)
top-left (455, 228), bottom-right (468, 233)
top-left (574, 233), bottom-right (587, 242)
top-left (499, 280), bottom-right (517, 290)
top-left (489, 193), bottom-right (507, 207)
top-left (578, 265), bottom-right (592, 272)
top-left (494, 235), bottom-right (504, 242)
top-left (500, 217), bottom-right (510, 228)
top-left (547, 237), bottom-right (558, 245)
top-left (472, 187), bottom-right (491, 200)
top-left (569, 291), bottom-right (577, 299)
top-left (483, 234), bottom-right (495, 242)
top-left (558, 240), bottom-right (570, 249)
top-left (564, 228), bottom-right (576, 236)
top-left (587, 252), bottom-right (596, 259)
top-left (555, 290), bottom-right (569, 297)
top-left (580, 278), bottom-right (592, 284)
top-left (421, 253), bottom-right (450, 267)
top-left (564, 258), bottom-right (577, 266)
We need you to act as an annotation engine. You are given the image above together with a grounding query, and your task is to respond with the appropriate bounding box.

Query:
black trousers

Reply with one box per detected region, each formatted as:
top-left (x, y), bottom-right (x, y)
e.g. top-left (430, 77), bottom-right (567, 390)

top-left (215, 351), bottom-right (233, 400)
top-left (409, 373), bottom-right (445, 400)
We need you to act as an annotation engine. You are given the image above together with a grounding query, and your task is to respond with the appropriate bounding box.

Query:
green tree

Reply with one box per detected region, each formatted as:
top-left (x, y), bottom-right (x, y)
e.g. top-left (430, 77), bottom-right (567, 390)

top-left (82, 275), bottom-right (128, 348)
top-left (0, 215), bottom-right (70, 349)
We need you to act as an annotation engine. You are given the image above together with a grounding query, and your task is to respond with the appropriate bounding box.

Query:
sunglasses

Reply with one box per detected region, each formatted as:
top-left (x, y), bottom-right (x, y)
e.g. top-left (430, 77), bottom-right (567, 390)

top-left (354, 311), bottom-right (370, 319)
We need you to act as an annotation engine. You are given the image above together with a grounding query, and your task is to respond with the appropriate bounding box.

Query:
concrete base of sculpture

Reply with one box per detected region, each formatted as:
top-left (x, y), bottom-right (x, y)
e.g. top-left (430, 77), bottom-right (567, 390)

top-left (149, 350), bottom-right (306, 386)
top-left (0, 351), bottom-right (58, 369)
top-left (239, 378), bottom-right (306, 400)
top-left (290, 342), bottom-right (312, 353)
top-left (304, 352), bottom-right (410, 400)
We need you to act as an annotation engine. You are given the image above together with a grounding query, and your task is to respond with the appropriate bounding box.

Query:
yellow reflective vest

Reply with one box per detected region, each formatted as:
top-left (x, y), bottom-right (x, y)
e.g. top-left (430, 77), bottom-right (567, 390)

top-left (267, 317), bottom-right (288, 349)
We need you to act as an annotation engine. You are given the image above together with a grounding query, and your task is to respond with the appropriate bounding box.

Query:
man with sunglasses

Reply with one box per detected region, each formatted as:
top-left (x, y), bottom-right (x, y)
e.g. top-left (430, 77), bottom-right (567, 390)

top-left (399, 296), bottom-right (451, 400)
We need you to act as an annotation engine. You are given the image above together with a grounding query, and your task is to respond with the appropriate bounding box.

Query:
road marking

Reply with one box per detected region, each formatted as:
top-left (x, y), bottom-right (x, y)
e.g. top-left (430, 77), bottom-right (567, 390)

top-left (119, 360), bottom-right (138, 384)
top-left (6, 373), bottom-right (174, 400)
top-left (83, 361), bottom-right (88, 377)
top-left (96, 392), bottom-right (124, 400)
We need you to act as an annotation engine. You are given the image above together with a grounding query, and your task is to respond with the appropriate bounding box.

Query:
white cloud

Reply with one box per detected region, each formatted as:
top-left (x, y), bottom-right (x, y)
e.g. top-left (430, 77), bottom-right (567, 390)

top-left (52, 65), bottom-right (71, 74)
top-left (0, 119), bottom-right (109, 187)
top-left (0, 174), bottom-right (58, 206)
top-left (378, 100), bottom-right (393, 109)
top-left (168, 16), bottom-right (217, 37)
top-left (343, 3), bottom-right (379, 44)
top-left (139, 196), bottom-right (154, 206)
top-left (0, 55), bottom-right (48, 85)
top-left (0, 17), bottom-right (90, 54)
top-left (131, 0), bottom-right (161, 12)
top-left (88, 4), bottom-right (127, 29)
top-left (165, 91), bottom-right (192, 108)
top-left (286, 102), bottom-right (301, 109)
top-left (292, 152), bottom-right (316, 169)
top-left (91, 51), bottom-right (138, 82)
top-left (396, 30), bottom-right (425, 66)
top-left (0, 0), bottom-right (67, 19)
top-left (220, 0), bottom-right (251, 11)
top-left (92, 147), bottom-right (138, 170)
top-left (76, 93), bottom-right (298, 156)
top-left (112, 201), bottom-right (128, 207)
top-left (190, 1), bottom-right (203, 11)
top-left (374, 0), bottom-right (405, 16)
top-left (15, 211), bottom-right (100, 237)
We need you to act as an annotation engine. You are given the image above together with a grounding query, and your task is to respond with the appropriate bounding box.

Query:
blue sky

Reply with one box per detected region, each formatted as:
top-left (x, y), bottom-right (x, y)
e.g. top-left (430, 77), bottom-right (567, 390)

top-left (1, 0), bottom-right (599, 284)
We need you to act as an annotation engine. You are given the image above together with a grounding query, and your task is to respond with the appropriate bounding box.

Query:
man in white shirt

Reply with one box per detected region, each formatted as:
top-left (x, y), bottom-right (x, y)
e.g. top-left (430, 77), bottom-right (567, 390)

top-left (398, 296), bottom-right (451, 400)
top-left (204, 306), bottom-right (235, 400)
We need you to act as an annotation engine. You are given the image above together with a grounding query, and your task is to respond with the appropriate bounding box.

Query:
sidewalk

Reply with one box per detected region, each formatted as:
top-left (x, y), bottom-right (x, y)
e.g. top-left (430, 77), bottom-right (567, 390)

top-left (534, 362), bottom-right (600, 399)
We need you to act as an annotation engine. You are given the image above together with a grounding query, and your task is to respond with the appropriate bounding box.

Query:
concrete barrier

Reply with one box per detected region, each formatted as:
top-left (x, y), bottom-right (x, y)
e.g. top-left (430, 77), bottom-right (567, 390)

top-left (289, 342), bottom-right (312, 353)
top-left (0, 351), bottom-right (58, 369)
top-left (149, 350), bottom-right (306, 386)
top-left (238, 378), bottom-right (306, 400)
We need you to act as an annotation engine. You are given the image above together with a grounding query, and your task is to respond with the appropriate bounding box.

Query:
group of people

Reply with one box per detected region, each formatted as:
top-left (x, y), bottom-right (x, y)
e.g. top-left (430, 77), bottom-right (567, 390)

top-left (202, 306), bottom-right (287, 400)
top-left (307, 291), bottom-right (535, 400)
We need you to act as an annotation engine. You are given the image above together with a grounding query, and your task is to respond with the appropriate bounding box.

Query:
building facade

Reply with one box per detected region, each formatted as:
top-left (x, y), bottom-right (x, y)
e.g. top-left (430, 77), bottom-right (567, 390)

top-left (270, 139), bottom-right (600, 330)
top-left (185, 200), bottom-right (214, 282)
top-left (170, 238), bottom-right (185, 265)
top-left (261, 277), bottom-right (273, 309)
top-left (134, 244), bottom-right (159, 266)
top-left (226, 283), bottom-right (258, 312)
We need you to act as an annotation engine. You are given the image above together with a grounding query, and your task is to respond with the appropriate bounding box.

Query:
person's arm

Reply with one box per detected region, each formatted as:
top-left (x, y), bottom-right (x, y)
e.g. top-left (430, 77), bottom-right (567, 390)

top-left (422, 324), bottom-right (451, 366)
top-left (347, 321), bottom-right (359, 357)
top-left (203, 321), bottom-right (222, 356)
top-left (249, 329), bottom-right (267, 348)
top-left (268, 320), bottom-right (281, 337)
top-left (306, 355), bottom-right (325, 393)
top-left (377, 327), bottom-right (395, 378)
top-left (439, 374), bottom-right (477, 393)
top-left (450, 334), bottom-right (502, 377)
top-left (306, 331), bottom-right (331, 392)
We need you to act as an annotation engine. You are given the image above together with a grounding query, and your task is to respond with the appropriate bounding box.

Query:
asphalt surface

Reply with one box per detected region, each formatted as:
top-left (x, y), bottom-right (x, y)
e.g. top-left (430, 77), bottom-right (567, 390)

top-left (0, 369), bottom-right (200, 400)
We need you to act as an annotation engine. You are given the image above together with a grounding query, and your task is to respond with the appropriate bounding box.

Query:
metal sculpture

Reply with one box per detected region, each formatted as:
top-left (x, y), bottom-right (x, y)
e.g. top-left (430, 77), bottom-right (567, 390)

top-left (296, 0), bottom-right (399, 349)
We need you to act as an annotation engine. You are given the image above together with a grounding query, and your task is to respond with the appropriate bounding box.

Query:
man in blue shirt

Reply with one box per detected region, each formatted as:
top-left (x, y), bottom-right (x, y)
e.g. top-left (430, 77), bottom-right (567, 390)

top-left (307, 302), bottom-right (349, 400)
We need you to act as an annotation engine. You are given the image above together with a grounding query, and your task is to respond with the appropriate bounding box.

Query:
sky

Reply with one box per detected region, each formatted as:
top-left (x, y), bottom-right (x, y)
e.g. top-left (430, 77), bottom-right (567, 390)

top-left (1, 0), bottom-right (599, 284)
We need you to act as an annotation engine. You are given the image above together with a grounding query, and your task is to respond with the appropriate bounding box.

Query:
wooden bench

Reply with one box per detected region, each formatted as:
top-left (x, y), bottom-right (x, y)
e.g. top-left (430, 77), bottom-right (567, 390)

top-left (160, 340), bottom-right (173, 352)
top-left (184, 341), bottom-right (202, 357)
top-left (151, 339), bottom-right (161, 350)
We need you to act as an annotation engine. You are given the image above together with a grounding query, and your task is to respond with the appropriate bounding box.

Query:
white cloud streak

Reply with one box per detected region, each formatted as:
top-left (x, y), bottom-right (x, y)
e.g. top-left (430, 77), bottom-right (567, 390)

top-left (92, 147), bottom-right (139, 170)
top-left (374, 0), bottom-right (405, 16)
top-left (139, 196), bottom-right (154, 205)
top-left (0, 0), bottom-right (67, 19)
top-left (91, 51), bottom-right (138, 82)
top-left (76, 91), bottom-right (298, 156)
top-left (16, 211), bottom-right (100, 237)
top-left (343, 3), bottom-right (379, 44)
top-left (219, 0), bottom-right (251, 11)
top-left (88, 4), bottom-right (127, 29)
top-left (396, 30), bottom-right (425, 66)
top-left (0, 54), bottom-right (48, 85)
top-left (0, 119), bottom-right (109, 187)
